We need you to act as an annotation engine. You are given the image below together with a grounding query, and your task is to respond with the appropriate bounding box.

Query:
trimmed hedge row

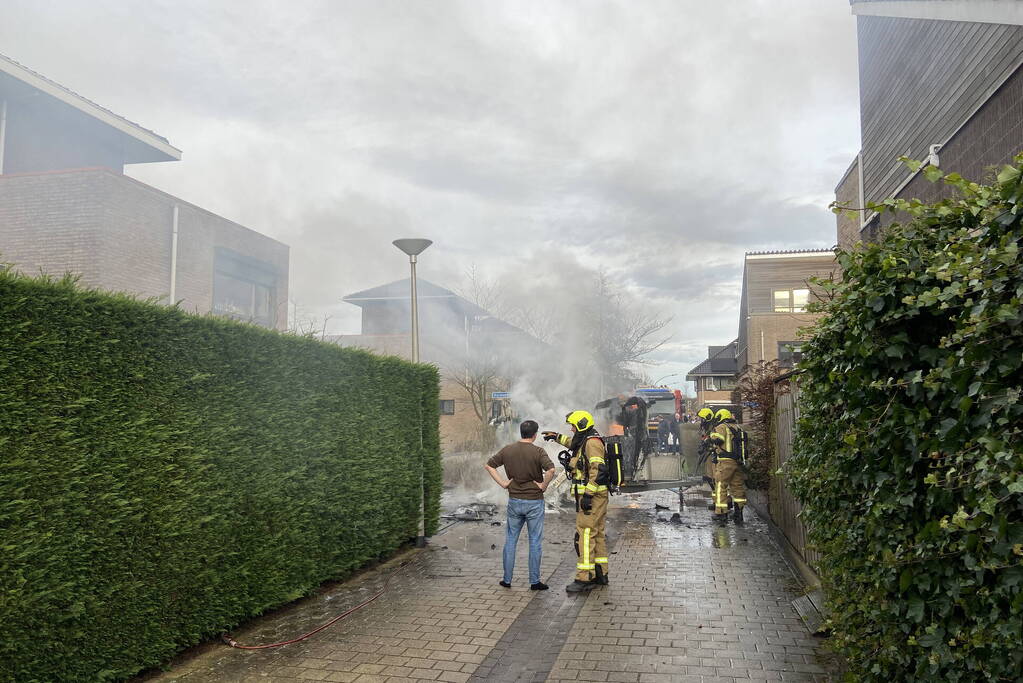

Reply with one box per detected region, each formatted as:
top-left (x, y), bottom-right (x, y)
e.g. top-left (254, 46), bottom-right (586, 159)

top-left (788, 159), bottom-right (1023, 680)
top-left (0, 271), bottom-right (440, 681)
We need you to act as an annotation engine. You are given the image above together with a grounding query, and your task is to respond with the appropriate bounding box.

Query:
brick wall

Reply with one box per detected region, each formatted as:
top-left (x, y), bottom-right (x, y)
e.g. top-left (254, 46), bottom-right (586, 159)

top-left (0, 170), bottom-right (105, 286)
top-left (744, 313), bottom-right (821, 366)
top-left (0, 168), bottom-right (289, 329)
top-left (835, 156), bottom-right (862, 250)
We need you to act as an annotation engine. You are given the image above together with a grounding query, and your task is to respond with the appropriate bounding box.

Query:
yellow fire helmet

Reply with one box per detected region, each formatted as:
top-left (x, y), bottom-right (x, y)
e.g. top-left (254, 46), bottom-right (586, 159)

top-left (697, 408), bottom-right (714, 420)
top-left (565, 410), bottom-right (595, 432)
top-left (714, 408), bottom-right (733, 421)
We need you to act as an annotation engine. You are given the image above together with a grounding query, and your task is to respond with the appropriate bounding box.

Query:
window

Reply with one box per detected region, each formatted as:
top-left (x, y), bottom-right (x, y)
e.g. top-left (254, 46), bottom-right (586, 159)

top-left (439, 400), bottom-right (455, 415)
top-left (773, 288), bottom-right (810, 313)
top-left (778, 341), bottom-right (803, 366)
top-left (212, 248), bottom-right (278, 327)
top-left (704, 376), bottom-right (737, 392)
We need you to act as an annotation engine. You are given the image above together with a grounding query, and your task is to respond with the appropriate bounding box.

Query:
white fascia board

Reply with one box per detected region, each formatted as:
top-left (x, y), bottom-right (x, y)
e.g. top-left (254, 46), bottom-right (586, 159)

top-left (852, 1), bottom-right (1023, 27)
top-left (0, 58), bottom-right (181, 160)
top-left (745, 251), bottom-right (835, 261)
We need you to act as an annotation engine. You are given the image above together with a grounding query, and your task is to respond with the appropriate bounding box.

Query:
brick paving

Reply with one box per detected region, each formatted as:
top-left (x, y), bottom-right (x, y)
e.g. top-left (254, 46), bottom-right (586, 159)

top-left (141, 489), bottom-right (836, 682)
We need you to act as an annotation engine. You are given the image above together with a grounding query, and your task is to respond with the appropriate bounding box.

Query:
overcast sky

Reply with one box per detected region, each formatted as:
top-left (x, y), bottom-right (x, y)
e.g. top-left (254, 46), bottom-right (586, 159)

top-left (0, 0), bottom-right (861, 386)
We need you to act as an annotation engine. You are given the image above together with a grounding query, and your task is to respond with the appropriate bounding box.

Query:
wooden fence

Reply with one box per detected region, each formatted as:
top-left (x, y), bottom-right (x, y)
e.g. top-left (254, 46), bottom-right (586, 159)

top-left (769, 373), bottom-right (821, 569)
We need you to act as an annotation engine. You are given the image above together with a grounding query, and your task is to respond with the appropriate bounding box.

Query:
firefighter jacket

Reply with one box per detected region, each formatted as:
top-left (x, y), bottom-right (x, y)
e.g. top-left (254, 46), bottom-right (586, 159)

top-left (555, 433), bottom-right (609, 496)
top-left (711, 421), bottom-right (742, 460)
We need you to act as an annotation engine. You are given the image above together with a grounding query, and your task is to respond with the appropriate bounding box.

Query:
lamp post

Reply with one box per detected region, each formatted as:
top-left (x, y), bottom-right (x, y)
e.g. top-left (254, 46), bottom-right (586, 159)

top-left (653, 372), bottom-right (683, 386)
top-left (392, 239), bottom-right (433, 363)
top-left (392, 238), bottom-right (432, 548)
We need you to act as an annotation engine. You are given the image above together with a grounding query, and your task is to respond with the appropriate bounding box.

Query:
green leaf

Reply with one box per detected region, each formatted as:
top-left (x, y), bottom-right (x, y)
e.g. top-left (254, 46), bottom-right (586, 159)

top-left (899, 568), bottom-right (914, 592)
top-left (924, 165), bottom-right (943, 182)
top-left (907, 596), bottom-right (926, 622)
top-left (997, 164), bottom-right (1021, 185)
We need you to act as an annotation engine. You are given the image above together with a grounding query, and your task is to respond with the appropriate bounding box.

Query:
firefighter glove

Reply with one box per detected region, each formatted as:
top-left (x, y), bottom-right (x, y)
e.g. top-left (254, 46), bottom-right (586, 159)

top-left (580, 493), bottom-right (593, 512)
top-left (542, 431), bottom-right (559, 442)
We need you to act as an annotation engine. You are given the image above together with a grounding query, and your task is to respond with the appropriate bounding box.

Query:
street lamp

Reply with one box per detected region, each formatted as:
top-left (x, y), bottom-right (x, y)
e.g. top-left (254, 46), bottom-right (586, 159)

top-left (392, 238), bottom-right (432, 549)
top-left (392, 239), bottom-right (433, 363)
top-left (653, 372), bottom-right (683, 386)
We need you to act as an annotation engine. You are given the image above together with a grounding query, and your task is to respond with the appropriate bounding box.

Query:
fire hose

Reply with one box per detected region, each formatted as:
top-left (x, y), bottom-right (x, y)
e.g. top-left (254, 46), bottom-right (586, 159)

top-left (221, 560), bottom-right (411, 650)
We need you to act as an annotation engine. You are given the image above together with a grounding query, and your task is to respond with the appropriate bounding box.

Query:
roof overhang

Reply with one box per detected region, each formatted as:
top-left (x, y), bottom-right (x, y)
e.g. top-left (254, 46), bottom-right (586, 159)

top-left (0, 54), bottom-right (181, 163)
top-left (851, 1), bottom-right (1023, 26)
top-left (745, 250), bottom-right (835, 261)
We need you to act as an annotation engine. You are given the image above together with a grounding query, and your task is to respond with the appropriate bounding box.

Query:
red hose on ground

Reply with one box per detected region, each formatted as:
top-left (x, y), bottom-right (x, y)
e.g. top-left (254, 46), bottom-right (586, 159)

top-left (221, 560), bottom-right (411, 650)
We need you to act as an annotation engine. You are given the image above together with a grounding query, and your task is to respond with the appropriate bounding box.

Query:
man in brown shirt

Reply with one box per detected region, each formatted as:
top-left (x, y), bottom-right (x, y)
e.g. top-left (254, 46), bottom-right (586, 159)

top-left (485, 420), bottom-right (556, 590)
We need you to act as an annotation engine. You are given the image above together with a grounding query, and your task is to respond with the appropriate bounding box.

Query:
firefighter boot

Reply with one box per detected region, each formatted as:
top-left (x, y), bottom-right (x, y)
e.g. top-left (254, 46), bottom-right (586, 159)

top-left (594, 564), bottom-right (609, 586)
top-left (734, 504), bottom-right (744, 525)
top-left (566, 579), bottom-right (597, 593)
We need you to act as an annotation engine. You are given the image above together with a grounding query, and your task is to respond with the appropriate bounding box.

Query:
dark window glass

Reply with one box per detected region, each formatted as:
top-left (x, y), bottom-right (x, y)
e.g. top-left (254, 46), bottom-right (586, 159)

top-left (440, 399), bottom-right (455, 415)
top-left (212, 249), bottom-right (278, 327)
top-left (778, 341), bottom-right (803, 366)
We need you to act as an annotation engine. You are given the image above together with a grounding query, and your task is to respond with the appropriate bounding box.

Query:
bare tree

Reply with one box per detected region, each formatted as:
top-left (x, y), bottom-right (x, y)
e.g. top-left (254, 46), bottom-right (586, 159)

top-left (587, 270), bottom-right (672, 390)
top-left (286, 299), bottom-right (332, 339)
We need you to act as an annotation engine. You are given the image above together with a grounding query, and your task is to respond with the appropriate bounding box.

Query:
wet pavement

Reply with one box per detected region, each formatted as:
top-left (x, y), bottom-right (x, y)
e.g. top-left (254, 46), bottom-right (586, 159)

top-left (140, 488), bottom-right (836, 682)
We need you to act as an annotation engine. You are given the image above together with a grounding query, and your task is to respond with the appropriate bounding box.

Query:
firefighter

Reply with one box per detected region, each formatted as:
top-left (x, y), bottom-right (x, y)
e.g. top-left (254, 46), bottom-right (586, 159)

top-left (709, 408), bottom-right (748, 524)
top-left (543, 410), bottom-right (609, 592)
top-left (696, 407), bottom-right (718, 510)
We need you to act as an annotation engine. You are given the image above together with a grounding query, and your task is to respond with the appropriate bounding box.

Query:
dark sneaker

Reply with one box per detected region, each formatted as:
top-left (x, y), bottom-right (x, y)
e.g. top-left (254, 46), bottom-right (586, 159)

top-left (530, 582), bottom-right (549, 591)
top-left (499, 580), bottom-right (511, 588)
top-left (565, 580), bottom-right (597, 593)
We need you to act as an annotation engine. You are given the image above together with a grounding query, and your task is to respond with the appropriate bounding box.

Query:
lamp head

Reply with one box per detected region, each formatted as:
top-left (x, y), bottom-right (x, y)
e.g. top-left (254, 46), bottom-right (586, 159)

top-left (392, 238), bottom-right (433, 257)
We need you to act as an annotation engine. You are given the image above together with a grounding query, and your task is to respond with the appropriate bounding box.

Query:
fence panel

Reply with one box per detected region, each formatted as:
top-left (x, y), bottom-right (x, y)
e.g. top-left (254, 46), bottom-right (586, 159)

top-left (770, 377), bottom-right (820, 569)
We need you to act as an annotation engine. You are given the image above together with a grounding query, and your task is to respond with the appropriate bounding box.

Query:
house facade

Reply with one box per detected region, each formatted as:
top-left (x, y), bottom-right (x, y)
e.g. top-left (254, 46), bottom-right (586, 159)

top-left (333, 278), bottom-right (547, 450)
top-left (837, 1), bottom-right (1023, 248)
top-left (736, 250), bottom-right (836, 373)
top-left (685, 341), bottom-right (739, 417)
top-left (0, 53), bottom-right (289, 329)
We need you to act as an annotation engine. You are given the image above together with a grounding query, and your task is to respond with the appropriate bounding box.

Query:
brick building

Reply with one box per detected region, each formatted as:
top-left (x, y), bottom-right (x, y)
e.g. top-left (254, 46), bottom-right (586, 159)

top-left (736, 250), bottom-right (836, 372)
top-left (0, 53), bottom-right (289, 328)
top-left (687, 250), bottom-right (836, 419)
top-left (332, 278), bottom-right (547, 450)
top-left (837, 1), bottom-right (1023, 248)
top-left (685, 341), bottom-right (739, 416)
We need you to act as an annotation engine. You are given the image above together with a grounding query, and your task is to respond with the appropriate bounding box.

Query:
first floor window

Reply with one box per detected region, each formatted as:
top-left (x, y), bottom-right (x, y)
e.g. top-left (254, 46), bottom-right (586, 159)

top-left (773, 288), bottom-right (810, 313)
top-left (705, 376), bottom-right (737, 391)
top-left (440, 399), bottom-right (455, 415)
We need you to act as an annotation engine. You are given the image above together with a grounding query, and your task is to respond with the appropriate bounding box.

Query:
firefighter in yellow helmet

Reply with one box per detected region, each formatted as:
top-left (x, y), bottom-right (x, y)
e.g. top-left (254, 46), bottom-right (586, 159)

top-left (696, 407), bottom-right (719, 510)
top-left (709, 408), bottom-right (748, 524)
top-left (543, 410), bottom-right (609, 592)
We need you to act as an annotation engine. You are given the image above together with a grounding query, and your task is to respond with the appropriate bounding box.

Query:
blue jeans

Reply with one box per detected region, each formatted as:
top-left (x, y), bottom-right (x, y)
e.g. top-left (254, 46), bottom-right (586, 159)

top-left (503, 498), bottom-right (545, 584)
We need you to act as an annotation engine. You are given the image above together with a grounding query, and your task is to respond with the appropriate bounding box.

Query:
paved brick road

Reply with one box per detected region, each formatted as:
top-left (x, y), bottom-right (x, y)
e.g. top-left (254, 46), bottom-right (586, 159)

top-left (141, 489), bottom-right (835, 682)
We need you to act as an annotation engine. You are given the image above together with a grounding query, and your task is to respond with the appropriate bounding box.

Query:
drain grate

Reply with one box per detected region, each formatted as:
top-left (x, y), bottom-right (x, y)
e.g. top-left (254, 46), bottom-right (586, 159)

top-left (792, 588), bottom-right (828, 635)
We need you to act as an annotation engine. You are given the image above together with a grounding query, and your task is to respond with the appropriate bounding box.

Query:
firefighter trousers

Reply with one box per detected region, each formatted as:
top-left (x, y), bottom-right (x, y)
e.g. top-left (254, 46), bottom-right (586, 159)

top-left (714, 458), bottom-right (747, 515)
top-left (574, 493), bottom-right (608, 582)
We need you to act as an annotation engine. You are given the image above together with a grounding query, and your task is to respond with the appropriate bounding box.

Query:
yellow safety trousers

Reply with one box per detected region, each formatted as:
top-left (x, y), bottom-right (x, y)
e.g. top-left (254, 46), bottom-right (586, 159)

top-left (714, 458), bottom-right (747, 514)
top-left (575, 492), bottom-right (608, 581)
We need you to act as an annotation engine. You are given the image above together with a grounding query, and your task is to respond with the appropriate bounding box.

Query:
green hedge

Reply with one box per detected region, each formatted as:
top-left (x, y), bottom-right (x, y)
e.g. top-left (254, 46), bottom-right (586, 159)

top-left (0, 271), bottom-right (440, 681)
top-left (788, 158), bottom-right (1023, 680)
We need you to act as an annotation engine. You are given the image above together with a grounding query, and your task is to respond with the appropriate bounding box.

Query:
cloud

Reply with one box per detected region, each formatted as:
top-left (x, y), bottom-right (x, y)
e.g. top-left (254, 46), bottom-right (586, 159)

top-left (0, 0), bottom-right (860, 381)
